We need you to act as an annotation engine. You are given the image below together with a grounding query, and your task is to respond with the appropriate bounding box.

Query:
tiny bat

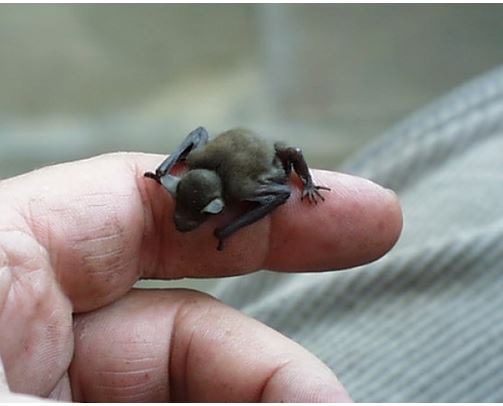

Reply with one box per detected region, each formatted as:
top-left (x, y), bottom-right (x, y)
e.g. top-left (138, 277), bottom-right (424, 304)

top-left (145, 127), bottom-right (330, 250)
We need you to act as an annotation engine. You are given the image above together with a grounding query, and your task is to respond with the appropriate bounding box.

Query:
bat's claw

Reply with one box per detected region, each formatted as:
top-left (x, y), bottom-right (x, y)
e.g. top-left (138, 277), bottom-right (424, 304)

top-left (144, 171), bottom-right (162, 184)
top-left (301, 184), bottom-right (331, 204)
top-left (214, 228), bottom-right (225, 251)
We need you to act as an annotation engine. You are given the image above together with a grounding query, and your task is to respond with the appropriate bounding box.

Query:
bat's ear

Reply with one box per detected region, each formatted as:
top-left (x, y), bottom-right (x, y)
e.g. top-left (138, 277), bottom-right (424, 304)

top-left (201, 197), bottom-right (225, 214)
top-left (160, 175), bottom-right (180, 197)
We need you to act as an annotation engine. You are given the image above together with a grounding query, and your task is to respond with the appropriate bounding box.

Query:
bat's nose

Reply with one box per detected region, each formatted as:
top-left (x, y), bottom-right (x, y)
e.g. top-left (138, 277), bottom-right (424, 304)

top-left (174, 216), bottom-right (200, 232)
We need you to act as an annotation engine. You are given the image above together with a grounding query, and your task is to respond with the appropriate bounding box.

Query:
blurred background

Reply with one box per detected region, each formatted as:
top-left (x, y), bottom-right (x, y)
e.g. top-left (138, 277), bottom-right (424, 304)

top-left (2, 4), bottom-right (503, 180)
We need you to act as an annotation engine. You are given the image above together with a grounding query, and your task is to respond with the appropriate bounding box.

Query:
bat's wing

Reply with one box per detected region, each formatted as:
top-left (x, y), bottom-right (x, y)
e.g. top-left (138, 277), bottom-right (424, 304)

top-left (145, 127), bottom-right (209, 183)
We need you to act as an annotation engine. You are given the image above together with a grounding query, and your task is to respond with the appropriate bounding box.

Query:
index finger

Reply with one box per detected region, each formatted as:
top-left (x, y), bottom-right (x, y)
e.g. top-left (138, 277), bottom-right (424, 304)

top-left (0, 153), bottom-right (402, 311)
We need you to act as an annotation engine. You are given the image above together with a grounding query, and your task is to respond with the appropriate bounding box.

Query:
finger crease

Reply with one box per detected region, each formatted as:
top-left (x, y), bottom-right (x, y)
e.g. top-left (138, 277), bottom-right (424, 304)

top-left (257, 358), bottom-right (294, 402)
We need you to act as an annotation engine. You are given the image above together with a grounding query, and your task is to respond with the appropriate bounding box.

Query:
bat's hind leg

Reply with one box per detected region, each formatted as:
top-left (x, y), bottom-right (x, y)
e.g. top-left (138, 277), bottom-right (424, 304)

top-left (214, 183), bottom-right (291, 251)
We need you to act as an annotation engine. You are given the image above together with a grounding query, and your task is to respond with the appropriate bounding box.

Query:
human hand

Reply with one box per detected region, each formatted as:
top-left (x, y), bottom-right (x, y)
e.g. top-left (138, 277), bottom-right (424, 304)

top-left (0, 152), bottom-right (402, 402)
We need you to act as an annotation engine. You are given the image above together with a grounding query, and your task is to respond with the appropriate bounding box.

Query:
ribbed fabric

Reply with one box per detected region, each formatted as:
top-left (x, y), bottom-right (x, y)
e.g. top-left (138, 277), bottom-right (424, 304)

top-left (210, 66), bottom-right (503, 402)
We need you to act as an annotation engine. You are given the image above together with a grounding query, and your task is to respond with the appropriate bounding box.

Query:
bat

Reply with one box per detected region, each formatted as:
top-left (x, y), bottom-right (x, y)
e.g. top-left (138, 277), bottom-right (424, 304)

top-left (145, 127), bottom-right (330, 250)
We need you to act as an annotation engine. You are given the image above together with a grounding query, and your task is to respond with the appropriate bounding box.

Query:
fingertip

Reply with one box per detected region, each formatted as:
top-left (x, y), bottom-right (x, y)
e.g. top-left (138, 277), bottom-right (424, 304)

top-left (260, 360), bottom-right (353, 403)
top-left (363, 184), bottom-right (403, 266)
top-left (265, 171), bottom-right (403, 271)
top-left (383, 187), bottom-right (403, 248)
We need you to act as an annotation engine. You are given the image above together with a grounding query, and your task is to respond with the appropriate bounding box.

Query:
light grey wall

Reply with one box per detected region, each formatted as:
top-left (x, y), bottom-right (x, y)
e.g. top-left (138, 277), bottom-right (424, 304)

top-left (1, 4), bottom-right (503, 177)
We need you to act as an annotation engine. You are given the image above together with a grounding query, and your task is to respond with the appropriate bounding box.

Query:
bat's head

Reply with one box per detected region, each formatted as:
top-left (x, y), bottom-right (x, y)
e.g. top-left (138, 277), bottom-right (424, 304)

top-left (161, 169), bottom-right (225, 232)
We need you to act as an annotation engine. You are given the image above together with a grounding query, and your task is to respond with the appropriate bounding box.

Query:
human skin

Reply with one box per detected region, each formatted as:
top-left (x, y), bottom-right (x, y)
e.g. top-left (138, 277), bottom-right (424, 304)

top-left (0, 152), bottom-right (402, 402)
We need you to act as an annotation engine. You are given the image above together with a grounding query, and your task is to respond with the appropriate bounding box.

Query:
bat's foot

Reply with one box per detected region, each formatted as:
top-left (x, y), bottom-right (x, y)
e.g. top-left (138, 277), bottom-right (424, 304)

top-left (301, 184), bottom-right (331, 204)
